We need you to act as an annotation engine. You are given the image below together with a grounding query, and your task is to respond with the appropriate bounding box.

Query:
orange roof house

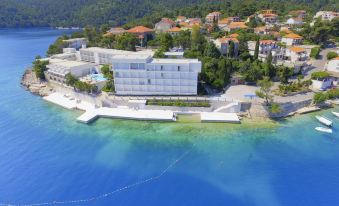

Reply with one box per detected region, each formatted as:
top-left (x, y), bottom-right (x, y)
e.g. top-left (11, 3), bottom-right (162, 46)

top-left (218, 37), bottom-right (239, 43)
top-left (127, 26), bottom-right (154, 46)
top-left (167, 27), bottom-right (181, 32)
top-left (283, 33), bottom-right (303, 39)
top-left (228, 33), bottom-right (239, 38)
top-left (288, 46), bottom-right (306, 53)
top-left (105, 27), bottom-right (126, 36)
top-left (260, 40), bottom-right (277, 45)
top-left (227, 22), bottom-right (248, 31)
top-left (127, 26), bottom-right (153, 34)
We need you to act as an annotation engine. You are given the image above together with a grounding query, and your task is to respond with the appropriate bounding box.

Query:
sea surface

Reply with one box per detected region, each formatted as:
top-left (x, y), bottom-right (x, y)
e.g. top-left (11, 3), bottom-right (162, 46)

top-left (0, 28), bottom-right (339, 206)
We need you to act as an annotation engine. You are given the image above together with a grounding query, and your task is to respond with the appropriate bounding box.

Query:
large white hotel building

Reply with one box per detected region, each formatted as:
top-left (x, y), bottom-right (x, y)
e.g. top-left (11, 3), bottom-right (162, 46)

top-left (79, 47), bottom-right (202, 95)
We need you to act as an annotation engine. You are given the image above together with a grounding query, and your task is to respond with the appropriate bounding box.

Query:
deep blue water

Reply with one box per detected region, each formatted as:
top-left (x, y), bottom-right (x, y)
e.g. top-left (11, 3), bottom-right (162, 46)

top-left (0, 28), bottom-right (339, 206)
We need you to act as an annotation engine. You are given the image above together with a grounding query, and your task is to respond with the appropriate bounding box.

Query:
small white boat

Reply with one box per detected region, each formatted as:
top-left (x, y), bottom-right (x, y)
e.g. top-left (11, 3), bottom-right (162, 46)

top-left (315, 127), bottom-right (333, 134)
top-left (332, 111), bottom-right (339, 118)
top-left (315, 115), bottom-right (333, 127)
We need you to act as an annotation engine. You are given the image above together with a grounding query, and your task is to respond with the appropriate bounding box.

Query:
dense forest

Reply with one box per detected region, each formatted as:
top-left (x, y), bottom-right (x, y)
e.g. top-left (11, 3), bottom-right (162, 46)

top-left (0, 0), bottom-right (338, 28)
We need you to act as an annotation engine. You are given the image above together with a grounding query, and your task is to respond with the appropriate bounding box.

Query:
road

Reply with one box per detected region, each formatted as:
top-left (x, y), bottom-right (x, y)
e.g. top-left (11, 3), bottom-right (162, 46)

top-left (304, 48), bottom-right (337, 78)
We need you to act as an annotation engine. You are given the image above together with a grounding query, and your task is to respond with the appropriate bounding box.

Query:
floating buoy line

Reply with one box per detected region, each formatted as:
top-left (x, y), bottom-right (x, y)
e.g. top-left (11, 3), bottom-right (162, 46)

top-left (0, 148), bottom-right (193, 206)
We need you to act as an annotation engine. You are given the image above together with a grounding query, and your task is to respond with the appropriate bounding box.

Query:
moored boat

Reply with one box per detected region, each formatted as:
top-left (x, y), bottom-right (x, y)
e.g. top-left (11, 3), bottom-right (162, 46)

top-left (332, 111), bottom-right (339, 118)
top-left (315, 127), bottom-right (333, 134)
top-left (315, 115), bottom-right (333, 127)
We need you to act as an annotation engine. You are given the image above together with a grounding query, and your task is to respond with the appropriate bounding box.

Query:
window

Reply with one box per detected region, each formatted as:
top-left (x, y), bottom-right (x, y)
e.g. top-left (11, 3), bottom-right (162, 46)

top-left (161, 73), bottom-right (164, 78)
top-left (178, 66), bottom-right (180, 71)
top-left (161, 65), bottom-right (163, 70)
top-left (148, 79), bottom-right (151, 84)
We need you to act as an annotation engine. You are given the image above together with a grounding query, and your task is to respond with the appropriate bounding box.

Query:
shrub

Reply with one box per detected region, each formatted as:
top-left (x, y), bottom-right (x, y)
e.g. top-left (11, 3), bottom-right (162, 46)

top-left (311, 71), bottom-right (329, 80)
top-left (310, 47), bottom-right (320, 59)
top-left (327, 51), bottom-right (338, 60)
top-left (269, 103), bottom-right (282, 114)
top-left (313, 92), bottom-right (328, 104)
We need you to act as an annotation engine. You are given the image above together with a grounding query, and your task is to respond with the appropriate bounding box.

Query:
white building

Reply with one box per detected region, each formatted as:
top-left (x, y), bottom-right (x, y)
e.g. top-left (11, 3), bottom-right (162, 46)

top-left (112, 54), bottom-right (201, 95)
top-left (79, 47), bottom-right (154, 65)
top-left (314, 11), bottom-right (339, 21)
top-left (45, 60), bottom-right (96, 84)
top-left (285, 47), bottom-right (308, 62)
top-left (248, 40), bottom-right (283, 62)
top-left (281, 33), bottom-right (303, 46)
top-left (213, 37), bottom-right (239, 56)
top-left (326, 57), bottom-right (339, 74)
top-left (63, 38), bottom-right (87, 50)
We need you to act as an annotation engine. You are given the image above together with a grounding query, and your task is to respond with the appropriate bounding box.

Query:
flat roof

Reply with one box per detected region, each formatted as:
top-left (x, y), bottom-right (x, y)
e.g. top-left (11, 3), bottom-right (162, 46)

top-left (51, 60), bottom-right (94, 68)
top-left (151, 58), bottom-right (200, 64)
top-left (80, 47), bottom-right (154, 56)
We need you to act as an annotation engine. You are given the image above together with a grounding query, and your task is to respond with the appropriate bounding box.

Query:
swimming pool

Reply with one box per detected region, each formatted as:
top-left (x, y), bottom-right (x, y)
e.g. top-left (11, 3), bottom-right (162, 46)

top-left (90, 73), bottom-right (107, 82)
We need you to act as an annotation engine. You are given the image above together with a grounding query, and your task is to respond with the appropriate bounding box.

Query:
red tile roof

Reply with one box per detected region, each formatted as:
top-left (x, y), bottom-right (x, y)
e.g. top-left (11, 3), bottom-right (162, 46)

top-left (284, 33), bottom-right (303, 39)
top-left (127, 26), bottom-right (153, 33)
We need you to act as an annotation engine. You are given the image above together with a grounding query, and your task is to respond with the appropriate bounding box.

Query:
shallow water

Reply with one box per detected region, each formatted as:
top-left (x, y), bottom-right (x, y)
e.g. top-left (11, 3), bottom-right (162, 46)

top-left (0, 28), bottom-right (339, 206)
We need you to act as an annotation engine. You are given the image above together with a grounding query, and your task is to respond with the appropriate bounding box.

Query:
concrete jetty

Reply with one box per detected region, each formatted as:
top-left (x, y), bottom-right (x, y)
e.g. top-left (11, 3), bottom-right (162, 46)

top-left (43, 92), bottom-right (241, 124)
top-left (200, 112), bottom-right (240, 123)
top-left (77, 107), bottom-right (176, 123)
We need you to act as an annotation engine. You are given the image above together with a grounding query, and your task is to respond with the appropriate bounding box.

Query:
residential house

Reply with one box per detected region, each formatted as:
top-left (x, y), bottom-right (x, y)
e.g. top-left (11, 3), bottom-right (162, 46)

top-left (259, 13), bottom-right (278, 24)
top-left (254, 26), bottom-right (272, 35)
top-left (106, 27), bottom-right (126, 36)
top-left (286, 17), bottom-right (303, 26)
top-left (325, 57), bottom-right (339, 86)
top-left (285, 46), bottom-right (308, 62)
top-left (62, 38), bottom-right (87, 50)
top-left (154, 18), bottom-right (176, 33)
top-left (186, 18), bottom-right (202, 26)
top-left (206, 12), bottom-right (221, 24)
top-left (112, 54), bottom-right (202, 95)
top-left (166, 27), bottom-right (182, 36)
top-left (127, 26), bottom-right (154, 46)
top-left (248, 40), bottom-right (283, 62)
top-left (314, 11), bottom-right (339, 21)
top-left (176, 16), bottom-right (187, 23)
top-left (213, 37), bottom-right (239, 56)
top-left (281, 33), bottom-right (303, 46)
top-left (218, 17), bottom-right (241, 30)
top-left (224, 22), bottom-right (248, 32)
top-left (326, 57), bottom-right (339, 74)
top-left (288, 10), bottom-right (307, 19)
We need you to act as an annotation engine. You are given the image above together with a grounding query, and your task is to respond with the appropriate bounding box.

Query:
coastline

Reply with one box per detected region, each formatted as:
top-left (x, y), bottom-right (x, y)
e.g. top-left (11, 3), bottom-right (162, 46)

top-left (21, 68), bottom-right (337, 125)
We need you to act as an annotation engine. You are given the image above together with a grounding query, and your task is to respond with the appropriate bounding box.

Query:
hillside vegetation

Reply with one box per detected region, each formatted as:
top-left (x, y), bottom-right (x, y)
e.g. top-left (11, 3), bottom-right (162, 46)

top-left (0, 0), bottom-right (338, 27)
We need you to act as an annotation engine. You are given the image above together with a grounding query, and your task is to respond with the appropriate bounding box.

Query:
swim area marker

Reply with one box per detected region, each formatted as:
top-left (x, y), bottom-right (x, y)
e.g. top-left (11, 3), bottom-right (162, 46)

top-left (0, 148), bottom-right (193, 206)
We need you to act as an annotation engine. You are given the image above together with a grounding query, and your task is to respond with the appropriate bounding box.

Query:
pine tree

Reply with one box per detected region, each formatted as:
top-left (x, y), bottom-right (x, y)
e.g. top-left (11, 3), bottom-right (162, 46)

top-left (254, 39), bottom-right (259, 60)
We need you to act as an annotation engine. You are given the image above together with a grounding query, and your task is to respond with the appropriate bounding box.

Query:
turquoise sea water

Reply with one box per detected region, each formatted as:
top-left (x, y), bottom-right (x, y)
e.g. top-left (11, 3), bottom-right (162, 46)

top-left (0, 28), bottom-right (339, 206)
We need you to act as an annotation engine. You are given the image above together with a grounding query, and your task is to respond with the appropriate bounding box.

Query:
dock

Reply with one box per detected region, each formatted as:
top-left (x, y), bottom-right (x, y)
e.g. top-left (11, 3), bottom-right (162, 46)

top-left (200, 112), bottom-right (240, 123)
top-left (296, 106), bottom-right (321, 114)
top-left (43, 92), bottom-right (240, 124)
top-left (77, 107), bottom-right (176, 123)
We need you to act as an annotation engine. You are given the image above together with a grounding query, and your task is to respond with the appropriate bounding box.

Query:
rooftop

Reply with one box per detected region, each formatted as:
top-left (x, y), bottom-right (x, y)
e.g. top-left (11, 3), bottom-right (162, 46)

top-left (151, 58), bottom-right (200, 64)
top-left (127, 26), bottom-right (153, 33)
top-left (284, 33), bottom-right (303, 39)
top-left (288, 47), bottom-right (306, 53)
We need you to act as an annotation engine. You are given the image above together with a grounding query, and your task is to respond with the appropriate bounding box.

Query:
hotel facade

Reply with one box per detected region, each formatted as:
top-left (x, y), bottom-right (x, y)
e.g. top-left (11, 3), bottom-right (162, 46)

top-left (79, 47), bottom-right (202, 95)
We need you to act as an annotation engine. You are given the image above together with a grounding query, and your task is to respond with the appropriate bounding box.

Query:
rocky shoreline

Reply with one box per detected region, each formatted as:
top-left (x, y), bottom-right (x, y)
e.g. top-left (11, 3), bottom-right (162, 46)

top-left (21, 69), bottom-right (54, 97)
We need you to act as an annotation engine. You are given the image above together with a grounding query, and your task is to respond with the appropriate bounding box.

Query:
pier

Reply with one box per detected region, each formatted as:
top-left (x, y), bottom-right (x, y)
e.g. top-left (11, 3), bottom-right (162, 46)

top-left (43, 92), bottom-right (241, 124)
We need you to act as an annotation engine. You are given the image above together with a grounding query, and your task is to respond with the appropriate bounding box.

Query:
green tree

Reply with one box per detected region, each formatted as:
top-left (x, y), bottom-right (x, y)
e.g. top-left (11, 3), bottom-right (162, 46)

top-left (32, 58), bottom-right (49, 80)
top-left (313, 92), bottom-right (328, 104)
top-left (203, 42), bottom-right (220, 58)
top-left (254, 39), bottom-right (259, 60)
top-left (115, 33), bottom-right (138, 51)
top-left (159, 33), bottom-right (174, 51)
top-left (256, 76), bottom-right (273, 105)
top-left (228, 41), bottom-right (235, 58)
top-left (153, 48), bottom-right (166, 58)
top-left (173, 30), bottom-right (191, 49)
top-left (65, 73), bottom-right (78, 86)
top-left (310, 47), bottom-right (320, 59)
top-left (101, 65), bottom-right (113, 79)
